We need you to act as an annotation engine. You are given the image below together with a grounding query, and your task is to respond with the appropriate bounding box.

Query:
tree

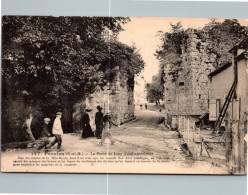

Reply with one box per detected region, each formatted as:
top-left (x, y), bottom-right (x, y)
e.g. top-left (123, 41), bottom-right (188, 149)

top-left (2, 16), bottom-right (129, 102)
top-left (155, 22), bottom-right (186, 83)
top-left (200, 19), bottom-right (248, 67)
top-left (155, 22), bottom-right (186, 64)
top-left (2, 16), bottom-right (134, 142)
top-left (108, 41), bottom-right (145, 91)
top-left (145, 75), bottom-right (164, 105)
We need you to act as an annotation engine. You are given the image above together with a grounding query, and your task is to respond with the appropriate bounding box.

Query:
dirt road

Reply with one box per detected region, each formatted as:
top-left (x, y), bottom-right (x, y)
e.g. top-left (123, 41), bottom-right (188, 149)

top-left (2, 108), bottom-right (227, 174)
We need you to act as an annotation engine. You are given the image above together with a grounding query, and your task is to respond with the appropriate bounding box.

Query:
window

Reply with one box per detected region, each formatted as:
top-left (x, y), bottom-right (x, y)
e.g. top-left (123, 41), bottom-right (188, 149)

top-left (199, 94), bottom-right (201, 99)
top-left (179, 82), bottom-right (184, 86)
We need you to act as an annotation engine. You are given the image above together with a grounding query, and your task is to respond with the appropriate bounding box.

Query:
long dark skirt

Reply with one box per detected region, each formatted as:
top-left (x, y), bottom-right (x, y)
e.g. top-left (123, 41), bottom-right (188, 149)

top-left (95, 124), bottom-right (103, 138)
top-left (82, 124), bottom-right (94, 138)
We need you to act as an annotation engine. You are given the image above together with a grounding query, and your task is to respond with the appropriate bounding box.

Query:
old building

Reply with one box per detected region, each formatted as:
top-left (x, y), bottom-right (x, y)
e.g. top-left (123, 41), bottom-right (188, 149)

top-left (227, 38), bottom-right (247, 174)
top-left (208, 37), bottom-right (248, 174)
top-left (164, 29), bottom-right (216, 129)
top-left (208, 62), bottom-right (234, 125)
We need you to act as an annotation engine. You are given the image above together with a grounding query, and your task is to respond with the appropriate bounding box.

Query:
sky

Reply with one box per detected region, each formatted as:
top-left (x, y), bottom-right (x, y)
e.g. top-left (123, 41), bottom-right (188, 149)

top-left (117, 17), bottom-right (248, 102)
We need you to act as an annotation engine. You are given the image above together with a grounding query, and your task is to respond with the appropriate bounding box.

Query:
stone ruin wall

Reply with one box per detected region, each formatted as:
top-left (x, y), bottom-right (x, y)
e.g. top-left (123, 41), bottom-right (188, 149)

top-left (163, 63), bottom-right (178, 114)
top-left (86, 74), bottom-right (135, 129)
top-left (164, 29), bottom-right (216, 116)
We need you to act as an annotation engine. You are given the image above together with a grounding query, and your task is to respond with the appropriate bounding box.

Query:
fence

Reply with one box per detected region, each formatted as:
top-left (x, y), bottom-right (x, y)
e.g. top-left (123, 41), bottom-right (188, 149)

top-left (168, 115), bottom-right (226, 161)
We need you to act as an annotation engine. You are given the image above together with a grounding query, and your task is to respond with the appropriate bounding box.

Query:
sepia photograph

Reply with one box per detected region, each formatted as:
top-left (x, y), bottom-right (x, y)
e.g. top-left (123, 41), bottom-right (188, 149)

top-left (1, 16), bottom-right (248, 174)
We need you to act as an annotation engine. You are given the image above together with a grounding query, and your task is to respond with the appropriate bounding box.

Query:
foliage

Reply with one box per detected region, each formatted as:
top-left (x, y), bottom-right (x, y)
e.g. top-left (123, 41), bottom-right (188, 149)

top-left (155, 22), bottom-right (186, 65)
top-left (149, 23), bottom-right (186, 104)
top-left (109, 41), bottom-right (145, 90)
top-left (155, 22), bottom-right (186, 83)
top-left (199, 19), bottom-right (248, 67)
top-left (2, 16), bottom-right (129, 103)
top-left (2, 16), bottom-right (145, 141)
top-left (145, 75), bottom-right (164, 104)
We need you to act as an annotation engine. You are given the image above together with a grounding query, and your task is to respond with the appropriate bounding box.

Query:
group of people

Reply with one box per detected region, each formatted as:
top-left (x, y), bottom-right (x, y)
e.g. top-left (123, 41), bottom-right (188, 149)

top-left (140, 103), bottom-right (148, 110)
top-left (34, 106), bottom-right (115, 150)
top-left (36, 112), bottom-right (64, 150)
top-left (81, 106), bottom-right (115, 145)
top-left (22, 112), bottom-right (64, 150)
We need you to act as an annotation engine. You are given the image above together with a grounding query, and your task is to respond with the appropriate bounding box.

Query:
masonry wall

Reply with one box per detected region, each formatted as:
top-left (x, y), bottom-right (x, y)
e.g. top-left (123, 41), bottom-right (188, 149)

top-left (163, 63), bottom-right (178, 115)
top-left (164, 29), bottom-right (216, 117)
top-left (86, 74), bottom-right (135, 130)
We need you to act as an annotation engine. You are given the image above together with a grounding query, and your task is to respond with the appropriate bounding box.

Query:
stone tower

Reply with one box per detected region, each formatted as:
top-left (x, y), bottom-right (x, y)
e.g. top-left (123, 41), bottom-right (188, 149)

top-left (164, 28), bottom-right (216, 117)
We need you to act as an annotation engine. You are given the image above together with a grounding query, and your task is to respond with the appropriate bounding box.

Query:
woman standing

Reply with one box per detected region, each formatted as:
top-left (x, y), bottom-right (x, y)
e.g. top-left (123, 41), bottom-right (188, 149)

top-left (82, 109), bottom-right (94, 138)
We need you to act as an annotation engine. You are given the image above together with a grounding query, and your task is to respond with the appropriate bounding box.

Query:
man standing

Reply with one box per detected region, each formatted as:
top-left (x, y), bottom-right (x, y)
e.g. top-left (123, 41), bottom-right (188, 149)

top-left (48, 112), bottom-right (63, 149)
top-left (95, 106), bottom-right (103, 139)
top-left (37, 118), bottom-right (51, 150)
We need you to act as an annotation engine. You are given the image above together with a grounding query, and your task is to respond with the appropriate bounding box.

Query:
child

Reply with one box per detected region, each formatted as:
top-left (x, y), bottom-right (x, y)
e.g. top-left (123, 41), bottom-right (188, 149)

top-left (99, 114), bottom-right (115, 145)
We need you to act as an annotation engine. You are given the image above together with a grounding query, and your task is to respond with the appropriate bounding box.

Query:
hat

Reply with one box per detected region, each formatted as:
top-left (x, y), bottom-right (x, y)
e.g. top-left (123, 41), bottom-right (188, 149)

top-left (44, 118), bottom-right (51, 122)
top-left (56, 112), bottom-right (62, 115)
top-left (97, 106), bottom-right (102, 110)
top-left (85, 109), bottom-right (92, 112)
